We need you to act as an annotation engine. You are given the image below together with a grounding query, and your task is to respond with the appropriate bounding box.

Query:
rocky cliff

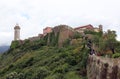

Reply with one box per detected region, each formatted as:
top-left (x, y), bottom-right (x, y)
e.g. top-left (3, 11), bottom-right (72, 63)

top-left (87, 55), bottom-right (120, 79)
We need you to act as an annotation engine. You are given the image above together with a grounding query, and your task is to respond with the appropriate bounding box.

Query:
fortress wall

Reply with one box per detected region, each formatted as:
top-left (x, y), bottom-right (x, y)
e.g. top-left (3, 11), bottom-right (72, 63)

top-left (87, 55), bottom-right (120, 79)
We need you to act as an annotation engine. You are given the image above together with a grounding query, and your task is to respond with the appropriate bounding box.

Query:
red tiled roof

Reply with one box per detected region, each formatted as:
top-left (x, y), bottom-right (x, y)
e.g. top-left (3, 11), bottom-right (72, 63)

top-left (74, 24), bottom-right (94, 30)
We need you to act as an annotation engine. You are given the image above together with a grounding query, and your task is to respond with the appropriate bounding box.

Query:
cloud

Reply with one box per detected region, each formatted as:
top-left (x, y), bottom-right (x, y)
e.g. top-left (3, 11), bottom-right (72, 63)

top-left (0, 0), bottom-right (120, 45)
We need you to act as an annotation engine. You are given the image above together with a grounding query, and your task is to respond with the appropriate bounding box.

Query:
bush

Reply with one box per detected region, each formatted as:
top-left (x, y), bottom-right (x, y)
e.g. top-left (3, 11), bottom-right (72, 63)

top-left (10, 41), bottom-right (19, 49)
top-left (6, 72), bottom-right (25, 79)
top-left (33, 67), bottom-right (50, 79)
top-left (63, 39), bottom-right (70, 47)
top-left (64, 71), bottom-right (81, 79)
top-left (45, 73), bottom-right (64, 79)
top-left (17, 57), bottom-right (34, 69)
top-left (112, 53), bottom-right (120, 58)
top-left (66, 56), bottom-right (77, 66)
top-left (73, 32), bottom-right (82, 39)
top-left (53, 64), bottom-right (69, 74)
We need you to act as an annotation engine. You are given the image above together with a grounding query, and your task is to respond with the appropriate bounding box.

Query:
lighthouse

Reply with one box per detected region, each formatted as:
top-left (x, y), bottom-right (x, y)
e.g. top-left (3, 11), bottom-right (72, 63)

top-left (14, 24), bottom-right (20, 40)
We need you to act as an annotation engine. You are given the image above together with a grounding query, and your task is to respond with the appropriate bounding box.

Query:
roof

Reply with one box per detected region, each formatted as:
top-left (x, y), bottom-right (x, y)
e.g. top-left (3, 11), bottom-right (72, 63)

top-left (74, 24), bottom-right (94, 30)
top-left (14, 24), bottom-right (20, 29)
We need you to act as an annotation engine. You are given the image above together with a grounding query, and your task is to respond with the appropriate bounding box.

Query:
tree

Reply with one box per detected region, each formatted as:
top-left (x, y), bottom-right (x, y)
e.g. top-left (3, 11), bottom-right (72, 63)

top-left (105, 30), bottom-right (117, 54)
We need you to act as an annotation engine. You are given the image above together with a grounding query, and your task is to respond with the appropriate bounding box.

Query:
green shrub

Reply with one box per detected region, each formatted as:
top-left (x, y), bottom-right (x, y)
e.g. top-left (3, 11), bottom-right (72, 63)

top-left (112, 53), bottom-right (120, 58)
top-left (66, 56), bottom-right (77, 66)
top-left (53, 64), bottom-right (69, 74)
top-left (45, 73), bottom-right (64, 79)
top-left (33, 67), bottom-right (50, 79)
top-left (6, 72), bottom-right (25, 79)
top-left (10, 41), bottom-right (19, 49)
top-left (63, 39), bottom-right (70, 47)
top-left (64, 71), bottom-right (81, 79)
top-left (73, 32), bottom-right (82, 39)
top-left (17, 57), bottom-right (34, 69)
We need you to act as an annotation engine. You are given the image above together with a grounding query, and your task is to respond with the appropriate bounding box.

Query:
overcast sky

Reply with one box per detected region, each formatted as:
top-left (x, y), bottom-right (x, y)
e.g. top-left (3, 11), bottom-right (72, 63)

top-left (0, 0), bottom-right (120, 46)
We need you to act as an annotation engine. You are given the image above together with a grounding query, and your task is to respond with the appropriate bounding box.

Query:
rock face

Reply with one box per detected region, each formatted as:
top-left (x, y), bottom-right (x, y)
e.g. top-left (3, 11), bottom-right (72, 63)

top-left (87, 55), bottom-right (120, 79)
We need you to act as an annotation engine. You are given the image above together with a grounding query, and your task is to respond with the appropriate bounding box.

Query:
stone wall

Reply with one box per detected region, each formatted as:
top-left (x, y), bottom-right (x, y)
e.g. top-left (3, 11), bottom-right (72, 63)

top-left (87, 55), bottom-right (120, 79)
top-left (53, 25), bottom-right (75, 47)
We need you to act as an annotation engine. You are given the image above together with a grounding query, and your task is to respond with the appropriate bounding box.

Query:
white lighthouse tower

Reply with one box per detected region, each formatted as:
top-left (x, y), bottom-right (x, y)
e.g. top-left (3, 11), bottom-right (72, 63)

top-left (14, 24), bottom-right (20, 40)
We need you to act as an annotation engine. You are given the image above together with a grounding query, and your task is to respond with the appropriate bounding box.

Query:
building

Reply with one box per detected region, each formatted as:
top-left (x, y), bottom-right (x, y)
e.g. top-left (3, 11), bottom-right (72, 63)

top-left (74, 24), bottom-right (94, 33)
top-left (74, 24), bottom-right (103, 33)
top-left (43, 27), bottom-right (52, 36)
top-left (13, 24), bottom-right (103, 43)
top-left (14, 24), bottom-right (20, 40)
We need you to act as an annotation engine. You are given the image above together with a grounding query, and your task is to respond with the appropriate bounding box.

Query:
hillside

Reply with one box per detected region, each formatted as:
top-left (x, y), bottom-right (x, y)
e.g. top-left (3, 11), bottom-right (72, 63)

top-left (0, 25), bottom-right (88, 79)
top-left (0, 25), bottom-right (120, 79)
top-left (0, 44), bottom-right (88, 79)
